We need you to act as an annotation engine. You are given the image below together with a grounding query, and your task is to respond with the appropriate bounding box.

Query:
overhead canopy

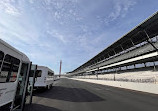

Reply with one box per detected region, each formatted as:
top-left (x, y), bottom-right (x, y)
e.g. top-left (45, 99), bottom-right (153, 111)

top-left (72, 11), bottom-right (158, 73)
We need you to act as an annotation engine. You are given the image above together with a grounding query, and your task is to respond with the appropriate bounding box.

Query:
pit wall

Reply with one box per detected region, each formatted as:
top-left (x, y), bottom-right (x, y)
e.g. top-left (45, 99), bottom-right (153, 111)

top-left (69, 78), bottom-right (158, 94)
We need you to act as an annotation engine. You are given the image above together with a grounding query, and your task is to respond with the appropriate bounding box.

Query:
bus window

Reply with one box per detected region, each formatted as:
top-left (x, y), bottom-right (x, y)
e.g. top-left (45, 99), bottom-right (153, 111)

top-left (29, 70), bottom-right (34, 77)
top-left (0, 54), bottom-right (20, 82)
top-left (48, 71), bottom-right (54, 77)
top-left (36, 70), bottom-right (42, 77)
top-left (29, 69), bottom-right (39, 77)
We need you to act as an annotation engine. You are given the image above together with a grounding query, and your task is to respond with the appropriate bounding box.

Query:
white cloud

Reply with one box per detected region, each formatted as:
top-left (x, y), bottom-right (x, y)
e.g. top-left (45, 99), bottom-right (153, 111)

top-left (0, 0), bottom-right (21, 16)
top-left (105, 0), bottom-right (136, 24)
top-left (108, 1), bottom-right (121, 21)
top-left (47, 30), bottom-right (67, 43)
top-left (29, 0), bottom-right (34, 4)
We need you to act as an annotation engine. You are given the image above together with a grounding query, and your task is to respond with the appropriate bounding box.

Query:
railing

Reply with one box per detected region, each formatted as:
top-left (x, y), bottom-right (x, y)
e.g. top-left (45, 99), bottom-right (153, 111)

top-left (75, 76), bottom-right (158, 84)
top-left (74, 70), bottom-right (158, 84)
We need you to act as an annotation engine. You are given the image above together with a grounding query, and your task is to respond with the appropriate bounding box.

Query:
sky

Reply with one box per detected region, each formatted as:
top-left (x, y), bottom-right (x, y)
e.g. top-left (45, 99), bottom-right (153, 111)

top-left (0, 0), bottom-right (158, 74)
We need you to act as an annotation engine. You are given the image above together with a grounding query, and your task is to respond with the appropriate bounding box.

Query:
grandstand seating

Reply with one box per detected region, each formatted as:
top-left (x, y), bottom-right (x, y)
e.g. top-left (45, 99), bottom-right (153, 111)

top-left (86, 42), bottom-right (158, 72)
top-left (69, 13), bottom-right (158, 84)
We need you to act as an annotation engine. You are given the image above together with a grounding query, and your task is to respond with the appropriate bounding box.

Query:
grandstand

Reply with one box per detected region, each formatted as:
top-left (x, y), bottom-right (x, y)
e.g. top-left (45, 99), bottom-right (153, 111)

top-left (68, 11), bottom-right (158, 84)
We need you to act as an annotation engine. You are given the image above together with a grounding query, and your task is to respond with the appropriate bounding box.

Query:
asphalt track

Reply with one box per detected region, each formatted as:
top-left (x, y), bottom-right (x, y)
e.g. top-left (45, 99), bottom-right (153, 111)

top-left (24, 78), bottom-right (158, 111)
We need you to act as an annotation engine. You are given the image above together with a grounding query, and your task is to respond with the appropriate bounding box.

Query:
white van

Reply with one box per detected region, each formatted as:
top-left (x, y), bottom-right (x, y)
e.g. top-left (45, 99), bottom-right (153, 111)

top-left (34, 66), bottom-right (54, 89)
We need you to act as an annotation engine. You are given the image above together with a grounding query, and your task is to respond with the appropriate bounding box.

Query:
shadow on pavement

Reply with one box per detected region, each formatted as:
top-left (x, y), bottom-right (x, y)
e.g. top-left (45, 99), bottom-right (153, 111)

top-left (24, 104), bottom-right (61, 111)
top-left (34, 86), bottom-right (105, 102)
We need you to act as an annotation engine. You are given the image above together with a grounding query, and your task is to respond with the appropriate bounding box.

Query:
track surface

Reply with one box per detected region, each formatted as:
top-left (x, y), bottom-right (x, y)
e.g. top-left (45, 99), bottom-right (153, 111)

top-left (25, 78), bottom-right (158, 111)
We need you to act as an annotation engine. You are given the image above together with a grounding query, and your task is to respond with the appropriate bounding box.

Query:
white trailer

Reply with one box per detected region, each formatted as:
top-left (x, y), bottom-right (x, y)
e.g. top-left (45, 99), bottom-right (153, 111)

top-left (34, 66), bottom-right (54, 89)
top-left (0, 39), bottom-right (33, 111)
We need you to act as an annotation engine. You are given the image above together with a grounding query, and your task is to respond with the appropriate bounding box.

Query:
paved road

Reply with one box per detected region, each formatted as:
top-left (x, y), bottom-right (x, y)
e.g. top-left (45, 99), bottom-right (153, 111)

top-left (25, 78), bottom-right (158, 111)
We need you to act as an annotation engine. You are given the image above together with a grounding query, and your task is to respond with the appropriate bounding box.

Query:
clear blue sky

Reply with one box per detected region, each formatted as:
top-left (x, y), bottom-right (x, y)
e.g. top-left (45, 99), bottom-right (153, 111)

top-left (0, 0), bottom-right (158, 74)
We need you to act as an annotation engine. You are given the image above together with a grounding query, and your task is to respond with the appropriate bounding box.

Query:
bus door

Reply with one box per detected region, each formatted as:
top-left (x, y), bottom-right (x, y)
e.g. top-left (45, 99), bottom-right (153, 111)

top-left (12, 62), bottom-right (31, 111)
top-left (27, 64), bottom-right (37, 104)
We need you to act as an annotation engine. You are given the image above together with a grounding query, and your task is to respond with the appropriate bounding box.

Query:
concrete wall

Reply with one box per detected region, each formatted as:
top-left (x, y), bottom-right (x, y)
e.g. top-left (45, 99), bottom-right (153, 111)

top-left (70, 78), bottom-right (158, 94)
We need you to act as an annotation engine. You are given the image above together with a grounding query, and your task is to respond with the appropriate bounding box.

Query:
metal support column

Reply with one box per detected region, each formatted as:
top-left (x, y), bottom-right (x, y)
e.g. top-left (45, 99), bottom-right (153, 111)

top-left (113, 49), bottom-right (116, 55)
top-left (114, 68), bottom-right (116, 81)
top-left (144, 62), bottom-right (147, 67)
top-left (119, 67), bottom-right (121, 71)
top-left (134, 64), bottom-right (136, 68)
top-left (144, 30), bottom-right (158, 50)
top-left (126, 66), bottom-right (128, 70)
top-left (130, 38), bottom-right (135, 46)
top-left (153, 59), bottom-right (156, 71)
top-left (120, 44), bottom-right (125, 54)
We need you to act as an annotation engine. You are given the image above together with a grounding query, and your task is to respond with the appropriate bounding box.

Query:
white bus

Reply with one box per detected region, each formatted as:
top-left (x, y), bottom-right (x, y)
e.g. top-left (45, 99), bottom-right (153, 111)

top-left (0, 39), bottom-right (33, 111)
top-left (34, 66), bottom-right (54, 89)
